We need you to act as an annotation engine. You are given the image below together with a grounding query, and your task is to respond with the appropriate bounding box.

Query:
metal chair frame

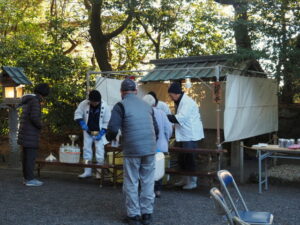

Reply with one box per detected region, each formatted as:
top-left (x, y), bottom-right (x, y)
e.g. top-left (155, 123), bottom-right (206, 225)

top-left (233, 216), bottom-right (251, 225)
top-left (210, 187), bottom-right (234, 225)
top-left (217, 170), bottom-right (274, 225)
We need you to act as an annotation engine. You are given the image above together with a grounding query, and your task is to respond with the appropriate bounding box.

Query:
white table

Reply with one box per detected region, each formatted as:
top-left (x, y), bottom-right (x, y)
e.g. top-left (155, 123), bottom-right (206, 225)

top-left (243, 145), bottom-right (300, 193)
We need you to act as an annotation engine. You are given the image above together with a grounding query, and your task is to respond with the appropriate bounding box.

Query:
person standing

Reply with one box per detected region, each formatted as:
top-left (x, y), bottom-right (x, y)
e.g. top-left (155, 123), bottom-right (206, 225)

top-left (106, 79), bottom-right (158, 225)
top-left (148, 91), bottom-right (171, 115)
top-left (74, 90), bottom-right (111, 178)
top-left (167, 82), bottom-right (204, 190)
top-left (18, 83), bottom-right (50, 186)
top-left (143, 94), bottom-right (173, 198)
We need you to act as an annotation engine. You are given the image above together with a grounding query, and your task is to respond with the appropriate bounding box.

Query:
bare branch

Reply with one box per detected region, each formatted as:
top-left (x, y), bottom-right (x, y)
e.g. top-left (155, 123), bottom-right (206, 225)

top-left (63, 38), bottom-right (79, 55)
top-left (136, 15), bottom-right (158, 47)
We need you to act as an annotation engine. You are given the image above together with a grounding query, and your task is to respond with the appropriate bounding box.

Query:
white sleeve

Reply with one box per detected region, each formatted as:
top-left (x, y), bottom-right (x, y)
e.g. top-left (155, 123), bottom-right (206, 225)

top-left (102, 104), bottom-right (111, 129)
top-left (163, 112), bottom-right (173, 139)
top-left (74, 101), bottom-right (85, 120)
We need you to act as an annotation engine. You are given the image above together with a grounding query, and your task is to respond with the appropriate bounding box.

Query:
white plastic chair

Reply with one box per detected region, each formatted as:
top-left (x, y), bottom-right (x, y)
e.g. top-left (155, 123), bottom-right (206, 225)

top-left (210, 187), bottom-right (234, 225)
top-left (217, 170), bottom-right (273, 225)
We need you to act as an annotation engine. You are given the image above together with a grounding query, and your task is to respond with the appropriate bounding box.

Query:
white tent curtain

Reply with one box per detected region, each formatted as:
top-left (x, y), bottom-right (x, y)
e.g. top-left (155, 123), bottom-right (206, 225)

top-left (96, 77), bottom-right (122, 109)
top-left (224, 75), bottom-right (278, 142)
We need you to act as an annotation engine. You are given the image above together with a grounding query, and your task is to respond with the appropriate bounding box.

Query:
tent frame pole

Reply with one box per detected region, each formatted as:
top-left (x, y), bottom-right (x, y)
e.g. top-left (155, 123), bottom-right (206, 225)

top-left (215, 66), bottom-right (222, 150)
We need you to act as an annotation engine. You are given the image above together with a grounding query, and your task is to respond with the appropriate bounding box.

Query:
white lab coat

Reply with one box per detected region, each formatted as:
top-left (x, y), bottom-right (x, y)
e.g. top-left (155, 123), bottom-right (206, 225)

top-left (157, 101), bottom-right (171, 115)
top-left (74, 99), bottom-right (111, 145)
top-left (174, 94), bottom-right (204, 142)
top-left (74, 99), bottom-right (111, 162)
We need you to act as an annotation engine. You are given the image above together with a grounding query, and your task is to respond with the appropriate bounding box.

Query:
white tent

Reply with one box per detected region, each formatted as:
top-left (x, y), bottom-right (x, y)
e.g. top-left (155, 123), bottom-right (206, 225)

top-left (90, 54), bottom-right (278, 147)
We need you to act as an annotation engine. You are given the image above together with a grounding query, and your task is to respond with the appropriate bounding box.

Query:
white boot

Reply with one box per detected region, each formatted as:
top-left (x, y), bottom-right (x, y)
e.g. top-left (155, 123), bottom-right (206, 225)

top-left (174, 176), bottom-right (188, 187)
top-left (78, 168), bottom-right (92, 178)
top-left (95, 169), bottom-right (101, 180)
top-left (182, 176), bottom-right (197, 190)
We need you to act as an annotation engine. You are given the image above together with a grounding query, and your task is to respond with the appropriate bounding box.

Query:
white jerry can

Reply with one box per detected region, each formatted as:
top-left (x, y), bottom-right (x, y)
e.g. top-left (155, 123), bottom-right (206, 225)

top-left (154, 152), bottom-right (165, 181)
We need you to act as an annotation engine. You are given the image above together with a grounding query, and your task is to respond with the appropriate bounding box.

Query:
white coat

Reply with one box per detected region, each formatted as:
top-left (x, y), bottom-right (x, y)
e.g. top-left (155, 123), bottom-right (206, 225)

top-left (174, 94), bottom-right (204, 142)
top-left (74, 99), bottom-right (111, 144)
top-left (156, 101), bottom-right (171, 115)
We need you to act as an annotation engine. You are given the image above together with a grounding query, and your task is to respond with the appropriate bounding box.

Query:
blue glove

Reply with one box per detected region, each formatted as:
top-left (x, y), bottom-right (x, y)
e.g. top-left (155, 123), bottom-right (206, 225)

top-left (94, 129), bottom-right (107, 141)
top-left (79, 120), bottom-right (89, 131)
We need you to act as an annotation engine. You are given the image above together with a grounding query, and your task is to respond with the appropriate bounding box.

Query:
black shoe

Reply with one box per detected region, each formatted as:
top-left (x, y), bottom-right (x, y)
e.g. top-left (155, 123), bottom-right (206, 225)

top-left (141, 214), bottom-right (152, 225)
top-left (125, 215), bottom-right (141, 225)
top-left (155, 191), bottom-right (161, 198)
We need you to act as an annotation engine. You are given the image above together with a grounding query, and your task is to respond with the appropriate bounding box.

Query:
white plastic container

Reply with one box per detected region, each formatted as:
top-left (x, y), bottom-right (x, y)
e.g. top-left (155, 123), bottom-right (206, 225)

top-left (59, 143), bottom-right (80, 163)
top-left (154, 152), bottom-right (165, 181)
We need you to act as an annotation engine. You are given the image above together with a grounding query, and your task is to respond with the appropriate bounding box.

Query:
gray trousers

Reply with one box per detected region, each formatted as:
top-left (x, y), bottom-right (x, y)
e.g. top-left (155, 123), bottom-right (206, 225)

top-left (123, 155), bottom-right (155, 217)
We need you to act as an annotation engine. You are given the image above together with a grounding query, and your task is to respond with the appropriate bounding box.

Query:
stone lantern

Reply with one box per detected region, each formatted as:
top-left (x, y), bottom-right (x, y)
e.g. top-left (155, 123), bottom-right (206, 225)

top-left (0, 66), bottom-right (31, 167)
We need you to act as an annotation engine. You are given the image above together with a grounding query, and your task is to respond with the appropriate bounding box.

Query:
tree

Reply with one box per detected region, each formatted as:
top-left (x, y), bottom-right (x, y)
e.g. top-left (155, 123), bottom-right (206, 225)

top-left (163, 0), bottom-right (233, 58)
top-left (252, 0), bottom-right (300, 103)
top-left (83, 0), bottom-right (135, 71)
top-left (136, 0), bottom-right (182, 59)
top-left (215, 0), bottom-right (252, 53)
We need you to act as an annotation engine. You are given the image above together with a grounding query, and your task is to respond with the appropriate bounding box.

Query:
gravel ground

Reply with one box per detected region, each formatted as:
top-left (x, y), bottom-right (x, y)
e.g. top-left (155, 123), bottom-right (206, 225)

top-left (0, 168), bottom-right (299, 225)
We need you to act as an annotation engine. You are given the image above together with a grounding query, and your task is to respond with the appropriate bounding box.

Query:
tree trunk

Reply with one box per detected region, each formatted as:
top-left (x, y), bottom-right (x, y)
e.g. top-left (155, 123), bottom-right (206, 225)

top-left (89, 0), bottom-right (112, 71)
top-left (278, 0), bottom-right (294, 104)
top-left (87, 0), bottom-right (133, 71)
top-left (232, 3), bottom-right (252, 52)
top-left (215, 0), bottom-right (252, 52)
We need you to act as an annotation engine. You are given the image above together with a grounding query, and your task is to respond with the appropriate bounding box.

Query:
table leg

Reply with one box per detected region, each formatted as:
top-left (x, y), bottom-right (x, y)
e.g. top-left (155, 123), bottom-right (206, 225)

top-left (240, 143), bottom-right (244, 183)
top-left (113, 167), bottom-right (117, 188)
top-left (265, 156), bottom-right (268, 190)
top-left (99, 168), bottom-right (104, 188)
top-left (258, 150), bottom-right (262, 194)
top-left (37, 163), bottom-right (41, 177)
top-left (217, 153), bottom-right (221, 171)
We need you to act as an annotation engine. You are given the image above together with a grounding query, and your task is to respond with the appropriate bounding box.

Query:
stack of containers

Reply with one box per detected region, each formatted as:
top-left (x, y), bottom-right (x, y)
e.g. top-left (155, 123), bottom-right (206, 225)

top-left (59, 143), bottom-right (81, 163)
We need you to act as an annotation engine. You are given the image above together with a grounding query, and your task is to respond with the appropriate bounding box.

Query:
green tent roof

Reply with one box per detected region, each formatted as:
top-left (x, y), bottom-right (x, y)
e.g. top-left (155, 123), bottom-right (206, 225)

top-left (2, 66), bottom-right (32, 85)
top-left (141, 54), bottom-right (265, 82)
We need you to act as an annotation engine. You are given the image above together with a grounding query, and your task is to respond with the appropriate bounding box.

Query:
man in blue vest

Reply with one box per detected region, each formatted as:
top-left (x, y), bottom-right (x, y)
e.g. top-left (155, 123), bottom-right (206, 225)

top-left (106, 79), bottom-right (158, 225)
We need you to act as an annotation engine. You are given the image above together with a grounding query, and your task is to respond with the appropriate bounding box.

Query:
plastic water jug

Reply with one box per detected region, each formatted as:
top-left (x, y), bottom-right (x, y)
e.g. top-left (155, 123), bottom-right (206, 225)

top-left (155, 152), bottom-right (165, 181)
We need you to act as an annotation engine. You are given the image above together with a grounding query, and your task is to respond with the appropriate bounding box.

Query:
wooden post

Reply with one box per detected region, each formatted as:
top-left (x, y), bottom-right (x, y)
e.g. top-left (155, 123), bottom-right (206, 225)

top-left (230, 140), bottom-right (242, 181)
top-left (8, 105), bottom-right (20, 167)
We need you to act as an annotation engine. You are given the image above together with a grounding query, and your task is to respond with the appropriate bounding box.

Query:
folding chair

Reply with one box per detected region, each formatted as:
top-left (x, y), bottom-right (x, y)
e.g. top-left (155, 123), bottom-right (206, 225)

top-left (233, 216), bottom-right (251, 225)
top-left (210, 187), bottom-right (234, 225)
top-left (217, 170), bottom-right (273, 225)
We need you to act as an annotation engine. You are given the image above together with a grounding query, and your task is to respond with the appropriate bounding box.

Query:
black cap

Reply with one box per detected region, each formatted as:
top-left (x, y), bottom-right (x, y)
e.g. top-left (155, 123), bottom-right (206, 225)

top-left (88, 90), bottom-right (101, 102)
top-left (34, 83), bottom-right (50, 97)
top-left (121, 78), bottom-right (136, 91)
top-left (168, 82), bottom-right (182, 94)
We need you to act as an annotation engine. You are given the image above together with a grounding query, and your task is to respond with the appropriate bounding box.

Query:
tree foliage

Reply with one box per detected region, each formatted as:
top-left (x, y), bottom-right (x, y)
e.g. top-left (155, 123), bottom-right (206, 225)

top-left (0, 0), bottom-right (88, 134)
top-left (1, 0), bottom-right (300, 137)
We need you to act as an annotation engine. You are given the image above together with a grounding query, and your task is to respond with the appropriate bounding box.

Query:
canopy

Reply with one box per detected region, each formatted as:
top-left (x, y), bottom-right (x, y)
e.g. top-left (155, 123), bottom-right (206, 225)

top-left (2, 66), bottom-right (32, 85)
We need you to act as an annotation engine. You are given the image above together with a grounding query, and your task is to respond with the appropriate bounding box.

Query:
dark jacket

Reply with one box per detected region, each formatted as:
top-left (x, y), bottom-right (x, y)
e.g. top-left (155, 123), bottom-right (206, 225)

top-left (17, 94), bottom-right (42, 148)
top-left (106, 93), bottom-right (159, 157)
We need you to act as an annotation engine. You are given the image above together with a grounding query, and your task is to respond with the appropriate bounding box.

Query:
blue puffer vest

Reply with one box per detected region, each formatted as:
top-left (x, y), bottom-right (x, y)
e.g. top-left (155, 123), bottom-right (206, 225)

top-left (120, 94), bottom-right (156, 157)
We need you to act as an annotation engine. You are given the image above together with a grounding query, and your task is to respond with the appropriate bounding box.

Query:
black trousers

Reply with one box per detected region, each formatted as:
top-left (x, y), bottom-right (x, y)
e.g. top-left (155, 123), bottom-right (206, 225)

top-left (177, 141), bottom-right (198, 171)
top-left (154, 179), bottom-right (163, 192)
top-left (22, 147), bottom-right (37, 181)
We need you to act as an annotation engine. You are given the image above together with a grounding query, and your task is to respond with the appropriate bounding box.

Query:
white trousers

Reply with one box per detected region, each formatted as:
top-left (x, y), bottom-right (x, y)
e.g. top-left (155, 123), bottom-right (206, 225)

top-left (83, 131), bottom-right (105, 163)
